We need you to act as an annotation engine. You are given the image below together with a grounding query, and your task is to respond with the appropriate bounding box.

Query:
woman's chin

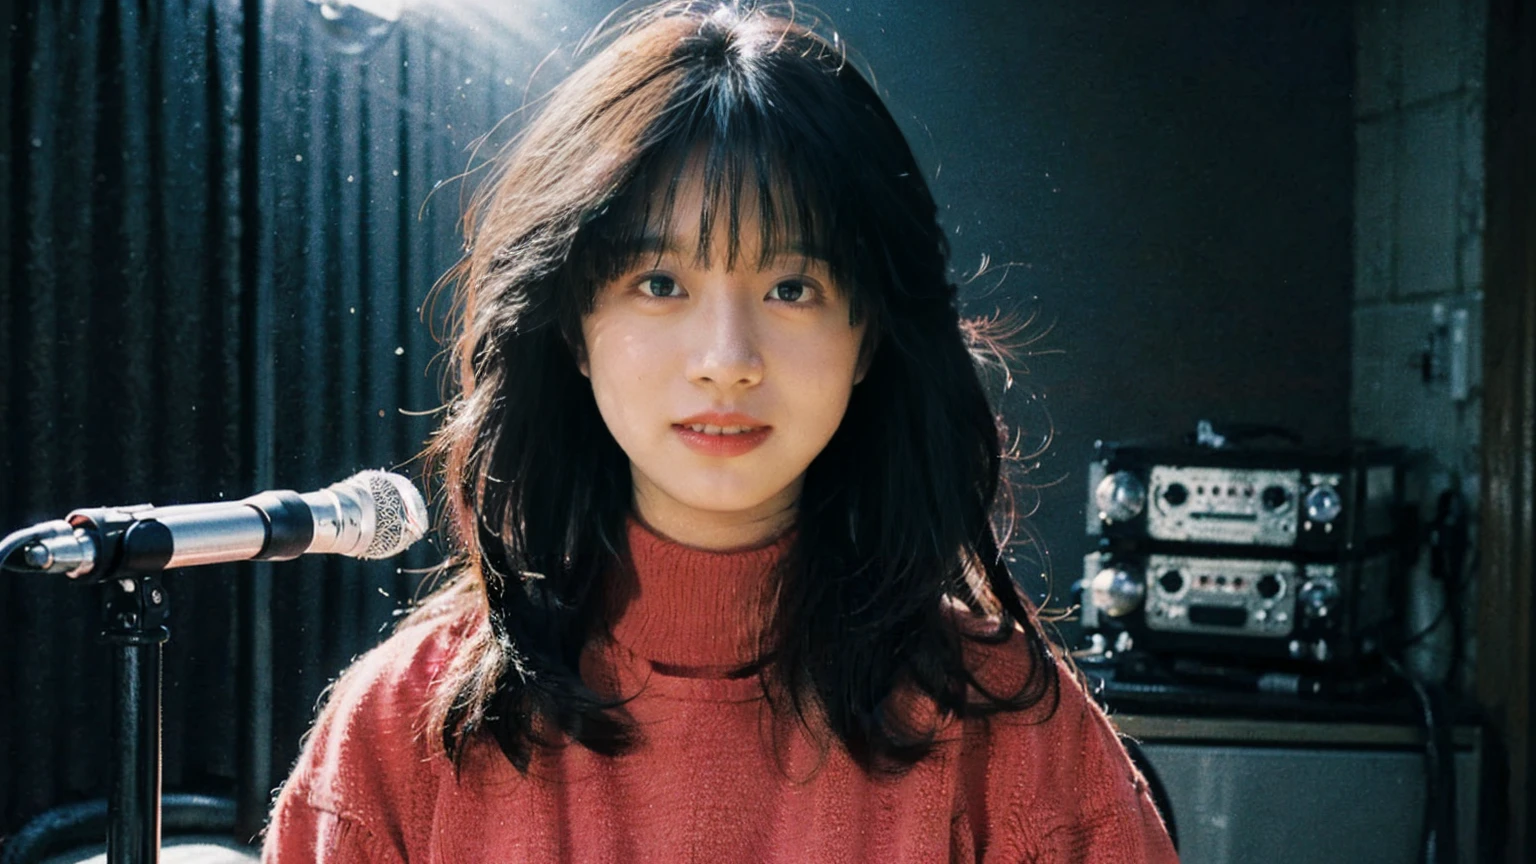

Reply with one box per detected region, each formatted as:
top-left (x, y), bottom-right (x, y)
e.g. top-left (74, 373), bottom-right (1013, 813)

top-left (636, 471), bottom-right (800, 521)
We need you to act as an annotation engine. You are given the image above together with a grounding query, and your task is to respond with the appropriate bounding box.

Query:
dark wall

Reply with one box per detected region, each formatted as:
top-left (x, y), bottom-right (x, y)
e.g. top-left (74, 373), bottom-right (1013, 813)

top-left (0, 0), bottom-right (1353, 841)
top-left (870, 1), bottom-right (1356, 603)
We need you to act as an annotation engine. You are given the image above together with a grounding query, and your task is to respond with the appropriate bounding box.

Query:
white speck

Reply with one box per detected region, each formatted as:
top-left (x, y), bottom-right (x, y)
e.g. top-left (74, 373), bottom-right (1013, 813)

top-left (295, 154), bottom-right (303, 162)
top-left (347, 175), bottom-right (354, 183)
top-left (464, 77), bottom-right (472, 84)
top-left (403, 60), bottom-right (408, 67)
top-left (503, 78), bottom-right (513, 86)
top-left (394, 346), bottom-right (405, 356)
top-left (377, 587), bottom-right (390, 597)
top-left (392, 169), bottom-right (399, 177)
top-left (30, 137), bottom-right (41, 148)
top-left (349, 307), bottom-right (356, 314)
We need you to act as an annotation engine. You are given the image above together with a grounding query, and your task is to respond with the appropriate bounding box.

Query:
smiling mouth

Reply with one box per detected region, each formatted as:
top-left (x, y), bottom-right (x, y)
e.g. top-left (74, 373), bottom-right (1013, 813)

top-left (678, 424), bottom-right (766, 435)
top-left (671, 423), bottom-right (773, 456)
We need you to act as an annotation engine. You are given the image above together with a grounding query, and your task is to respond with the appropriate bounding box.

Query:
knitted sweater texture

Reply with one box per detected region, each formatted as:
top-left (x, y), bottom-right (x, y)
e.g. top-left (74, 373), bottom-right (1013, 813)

top-left (261, 518), bottom-right (1178, 862)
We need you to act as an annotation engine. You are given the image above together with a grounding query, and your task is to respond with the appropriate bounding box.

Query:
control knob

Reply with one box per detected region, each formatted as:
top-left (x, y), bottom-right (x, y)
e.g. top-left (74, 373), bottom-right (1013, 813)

top-left (1090, 566), bottom-right (1146, 617)
top-left (1298, 578), bottom-right (1340, 619)
top-left (1095, 471), bottom-right (1147, 523)
top-left (1304, 484), bottom-right (1343, 523)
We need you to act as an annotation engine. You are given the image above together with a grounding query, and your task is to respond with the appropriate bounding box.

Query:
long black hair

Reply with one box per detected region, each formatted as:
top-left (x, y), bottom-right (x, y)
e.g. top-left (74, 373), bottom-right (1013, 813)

top-left (405, 0), bottom-right (1059, 775)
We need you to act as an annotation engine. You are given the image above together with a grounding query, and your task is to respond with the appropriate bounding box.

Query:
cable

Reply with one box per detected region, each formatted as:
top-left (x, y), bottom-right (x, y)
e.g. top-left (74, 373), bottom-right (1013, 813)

top-left (1427, 487), bottom-right (1469, 687)
top-left (1384, 654), bottom-right (1458, 864)
top-left (1393, 487), bottom-right (1473, 688)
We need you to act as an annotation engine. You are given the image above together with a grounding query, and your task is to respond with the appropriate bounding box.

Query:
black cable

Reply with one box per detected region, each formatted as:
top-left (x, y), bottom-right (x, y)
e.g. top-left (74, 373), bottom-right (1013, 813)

top-left (1398, 598), bottom-right (1452, 649)
top-left (1394, 488), bottom-right (1472, 689)
top-left (1376, 486), bottom-right (1469, 864)
top-left (1427, 488), bottom-right (1469, 687)
top-left (1385, 654), bottom-right (1457, 864)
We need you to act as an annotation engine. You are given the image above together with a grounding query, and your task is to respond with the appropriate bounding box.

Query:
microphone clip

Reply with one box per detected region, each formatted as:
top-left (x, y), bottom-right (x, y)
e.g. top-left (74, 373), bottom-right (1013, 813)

top-left (15, 504), bottom-right (171, 583)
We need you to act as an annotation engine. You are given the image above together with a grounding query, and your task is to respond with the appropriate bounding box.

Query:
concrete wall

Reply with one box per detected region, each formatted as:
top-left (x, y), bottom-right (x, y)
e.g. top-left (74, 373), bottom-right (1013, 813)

top-left (1353, 0), bottom-right (1486, 686)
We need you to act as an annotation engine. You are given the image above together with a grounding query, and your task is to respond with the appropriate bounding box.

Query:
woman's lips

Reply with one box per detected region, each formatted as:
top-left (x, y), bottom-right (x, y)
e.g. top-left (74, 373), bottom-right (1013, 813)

top-left (672, 424), bottom-right (772, 457)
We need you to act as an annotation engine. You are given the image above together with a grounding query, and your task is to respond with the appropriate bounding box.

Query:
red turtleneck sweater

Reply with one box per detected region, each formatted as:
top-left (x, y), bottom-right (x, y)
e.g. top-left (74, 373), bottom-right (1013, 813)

top-left (261, 519), bottom-right (1176, 862)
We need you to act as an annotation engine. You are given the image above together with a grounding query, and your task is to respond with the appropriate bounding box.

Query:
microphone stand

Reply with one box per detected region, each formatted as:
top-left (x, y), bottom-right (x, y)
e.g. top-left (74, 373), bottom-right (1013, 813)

top-left (2, 470), bottom-right (429, 864)
top-left (5, 505), bottom-right (179, 864)
top-left (101, 570), bottom-right (170, 864)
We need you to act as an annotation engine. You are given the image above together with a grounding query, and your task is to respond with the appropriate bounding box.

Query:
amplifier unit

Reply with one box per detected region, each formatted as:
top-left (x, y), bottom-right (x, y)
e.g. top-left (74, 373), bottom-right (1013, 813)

top-left (1087, 442), bottom-right (1404, 555)
top-left (1081, 549), bottom-right (1396, 665)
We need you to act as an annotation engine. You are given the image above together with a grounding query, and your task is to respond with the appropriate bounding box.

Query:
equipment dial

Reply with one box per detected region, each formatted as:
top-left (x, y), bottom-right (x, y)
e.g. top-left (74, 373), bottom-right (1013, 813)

top-left (1304, 484), bottom-right (1343, 523)
top-left (1095, 471), bottom-right (1147, 522)
top-left (1090, 566), bottom-right (1146, 617)
top-left (1298, 578), bottom-right (1340, 619)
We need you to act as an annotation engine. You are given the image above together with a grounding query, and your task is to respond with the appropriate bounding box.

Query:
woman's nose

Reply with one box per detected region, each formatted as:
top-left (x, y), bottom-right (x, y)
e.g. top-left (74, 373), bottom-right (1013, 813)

top-left (686, 291), bottom-right (764, 390)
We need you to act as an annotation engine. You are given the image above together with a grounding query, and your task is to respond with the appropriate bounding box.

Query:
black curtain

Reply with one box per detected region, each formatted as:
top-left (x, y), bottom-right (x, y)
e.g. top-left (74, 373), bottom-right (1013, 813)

top-left (0, 0), bottom-right (577, 838)
top-left (2, 0), bottom-right (254, 837)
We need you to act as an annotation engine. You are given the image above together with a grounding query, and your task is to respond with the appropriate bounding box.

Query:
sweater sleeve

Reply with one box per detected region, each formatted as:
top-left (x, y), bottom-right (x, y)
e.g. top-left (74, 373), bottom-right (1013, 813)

top-left (955, 627), bottom-right (1178, 864)
top-left (259, 613), bottom-right (463, 863)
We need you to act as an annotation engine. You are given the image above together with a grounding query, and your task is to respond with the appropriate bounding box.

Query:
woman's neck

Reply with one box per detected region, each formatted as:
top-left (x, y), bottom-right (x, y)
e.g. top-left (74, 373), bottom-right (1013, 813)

top-left (630, 473), bottom-right (800, 551)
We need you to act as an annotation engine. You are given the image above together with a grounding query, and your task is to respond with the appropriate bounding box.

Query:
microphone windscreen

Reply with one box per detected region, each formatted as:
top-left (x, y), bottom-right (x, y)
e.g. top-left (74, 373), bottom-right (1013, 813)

top-left (350, 470), bottom-right (429, 559)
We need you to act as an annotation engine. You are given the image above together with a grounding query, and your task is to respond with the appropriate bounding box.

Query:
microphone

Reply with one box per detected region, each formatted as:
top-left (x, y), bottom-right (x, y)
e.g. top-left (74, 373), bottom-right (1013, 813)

top-left (1, 470), bottom-right (429, 580)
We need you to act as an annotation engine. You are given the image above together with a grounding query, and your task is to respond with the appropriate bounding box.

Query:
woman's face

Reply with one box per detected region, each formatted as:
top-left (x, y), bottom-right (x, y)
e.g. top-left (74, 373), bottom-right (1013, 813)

top-left (579, 170), bottom-right (867, 549)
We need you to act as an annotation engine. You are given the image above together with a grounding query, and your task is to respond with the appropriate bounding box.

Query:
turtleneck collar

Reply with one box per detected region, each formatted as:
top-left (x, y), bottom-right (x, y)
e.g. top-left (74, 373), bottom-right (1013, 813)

top-left (601, 515), bottom-right (795, 677)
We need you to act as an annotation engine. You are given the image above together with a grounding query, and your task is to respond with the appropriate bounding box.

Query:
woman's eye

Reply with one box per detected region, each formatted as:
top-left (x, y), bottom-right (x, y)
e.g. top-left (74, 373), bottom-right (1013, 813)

top-left (770, 280), bottom-right (811, 303)
top-left (641, 275), bottom-right (679, 298)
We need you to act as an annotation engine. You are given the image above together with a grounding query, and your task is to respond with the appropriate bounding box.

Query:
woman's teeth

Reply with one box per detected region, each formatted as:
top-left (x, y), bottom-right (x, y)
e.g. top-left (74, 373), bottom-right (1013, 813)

top-left (684, 424), bottom-right (757, 435)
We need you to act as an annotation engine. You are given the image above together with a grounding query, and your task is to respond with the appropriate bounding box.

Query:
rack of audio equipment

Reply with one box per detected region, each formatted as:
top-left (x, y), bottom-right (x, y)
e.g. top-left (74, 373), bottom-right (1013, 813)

top-left (1079, 436), bottom-right (1409, 677)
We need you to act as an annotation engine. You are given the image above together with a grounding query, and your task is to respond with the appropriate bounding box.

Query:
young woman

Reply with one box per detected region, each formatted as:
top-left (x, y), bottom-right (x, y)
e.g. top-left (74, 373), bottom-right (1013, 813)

top-left (262, 3), bottom-right (1177, 861)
